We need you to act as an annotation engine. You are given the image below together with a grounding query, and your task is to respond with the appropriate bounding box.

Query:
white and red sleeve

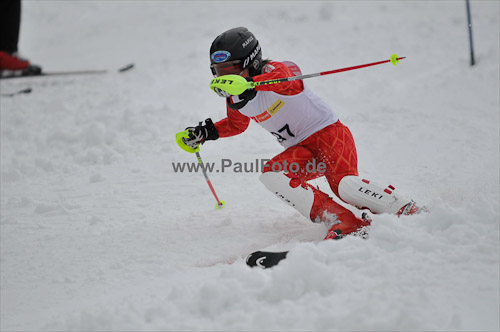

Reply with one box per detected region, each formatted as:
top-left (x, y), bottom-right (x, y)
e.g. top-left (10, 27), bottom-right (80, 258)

top-left (214, 104), bottom-right (251, 138)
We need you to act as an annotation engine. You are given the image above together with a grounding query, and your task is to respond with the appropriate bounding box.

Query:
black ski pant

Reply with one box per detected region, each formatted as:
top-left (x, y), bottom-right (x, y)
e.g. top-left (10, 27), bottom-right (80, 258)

top-left (0, 0), bottom-right (21, 53)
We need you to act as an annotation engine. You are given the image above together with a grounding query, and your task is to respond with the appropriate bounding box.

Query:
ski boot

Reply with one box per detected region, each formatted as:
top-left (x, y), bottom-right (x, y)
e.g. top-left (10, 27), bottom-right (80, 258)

top-left (0, 51), bottom-right (42, 78)
top-left (324, 212), bottom-right (372, 240)
top-left (397, 200), bottom-right (428, 216)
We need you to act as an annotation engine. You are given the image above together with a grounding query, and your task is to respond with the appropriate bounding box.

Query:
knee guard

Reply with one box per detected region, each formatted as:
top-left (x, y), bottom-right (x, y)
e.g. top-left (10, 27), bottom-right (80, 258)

top-left (259, 172), bottom-right (366, 229)
top-left (259, 172), bottom-right (314, 219)
top-left (338, 175), bottom-right (411, 214)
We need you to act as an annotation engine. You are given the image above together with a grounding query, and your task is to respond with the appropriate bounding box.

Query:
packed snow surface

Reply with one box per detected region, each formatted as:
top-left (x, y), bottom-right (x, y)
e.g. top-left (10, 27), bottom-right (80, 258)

top-left (1, 1), bottom-right (499, 331)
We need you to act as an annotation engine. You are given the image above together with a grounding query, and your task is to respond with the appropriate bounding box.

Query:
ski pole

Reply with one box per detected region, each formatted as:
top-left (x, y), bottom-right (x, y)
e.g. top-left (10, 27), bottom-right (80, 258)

top-left (211, 54), bottom-right (405, 96)
top-left (195, 151), bottom-right (225, 209)
top-left (175, 130), bottom-right (225, 209)
top-left (465, 0), bottom-right (475, 66)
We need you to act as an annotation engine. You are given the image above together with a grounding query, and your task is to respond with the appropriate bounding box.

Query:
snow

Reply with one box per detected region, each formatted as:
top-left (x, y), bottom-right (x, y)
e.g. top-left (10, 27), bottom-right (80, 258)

top-left (1, 1), bottom-right (499, 330)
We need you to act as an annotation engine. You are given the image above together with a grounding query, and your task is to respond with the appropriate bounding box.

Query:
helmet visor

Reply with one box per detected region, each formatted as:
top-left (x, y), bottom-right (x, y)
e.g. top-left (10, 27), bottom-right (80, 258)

top-left (210, 60), bottom-right (244, 77)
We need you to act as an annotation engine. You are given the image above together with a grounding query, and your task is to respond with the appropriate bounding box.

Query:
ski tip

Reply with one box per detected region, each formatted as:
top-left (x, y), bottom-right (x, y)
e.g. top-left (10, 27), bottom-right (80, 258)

top-left (118, 63), bottom-right (135, 73)
top-left (246, 250), bottom-right (289, 269)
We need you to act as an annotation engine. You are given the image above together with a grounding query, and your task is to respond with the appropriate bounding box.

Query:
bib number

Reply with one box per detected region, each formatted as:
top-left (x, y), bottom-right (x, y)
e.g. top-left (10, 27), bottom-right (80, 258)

top-left (271, 124), bottom-right (295, 143)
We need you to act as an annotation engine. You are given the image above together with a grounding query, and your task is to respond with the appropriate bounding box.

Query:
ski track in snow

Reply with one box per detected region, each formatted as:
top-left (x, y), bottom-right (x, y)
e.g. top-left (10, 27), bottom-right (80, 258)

top-left (1, 1), bottom-right (499, 331)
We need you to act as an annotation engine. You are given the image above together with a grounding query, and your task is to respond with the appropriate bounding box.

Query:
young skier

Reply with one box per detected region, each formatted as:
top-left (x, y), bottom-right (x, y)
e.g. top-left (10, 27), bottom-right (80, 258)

top-left (181, 27), bottom-right (424, 240)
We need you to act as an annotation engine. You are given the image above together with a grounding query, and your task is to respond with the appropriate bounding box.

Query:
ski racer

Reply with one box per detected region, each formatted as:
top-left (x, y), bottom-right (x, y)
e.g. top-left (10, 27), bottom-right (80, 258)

top-left (181, 27), bottom-right (424, 240)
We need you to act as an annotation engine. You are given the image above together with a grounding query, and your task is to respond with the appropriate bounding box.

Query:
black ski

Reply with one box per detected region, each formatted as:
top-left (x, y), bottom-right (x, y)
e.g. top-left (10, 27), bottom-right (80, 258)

top-left (0, 63), bottom-right (134, 80)
top-left (246, 250), bottom-right (289, 269)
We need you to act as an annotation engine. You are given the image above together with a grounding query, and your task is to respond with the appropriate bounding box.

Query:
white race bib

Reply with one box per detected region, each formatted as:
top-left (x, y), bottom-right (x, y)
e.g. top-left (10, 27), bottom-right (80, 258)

top-left (238, 84), bottom-right (338, 148)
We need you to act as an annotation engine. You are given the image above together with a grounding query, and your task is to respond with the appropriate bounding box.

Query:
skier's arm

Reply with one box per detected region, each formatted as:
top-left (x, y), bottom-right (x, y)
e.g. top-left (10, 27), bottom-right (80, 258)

top-left (252, 62), bottom-right (303, 96)
top-left (214, 104), bottom-right (250, 137)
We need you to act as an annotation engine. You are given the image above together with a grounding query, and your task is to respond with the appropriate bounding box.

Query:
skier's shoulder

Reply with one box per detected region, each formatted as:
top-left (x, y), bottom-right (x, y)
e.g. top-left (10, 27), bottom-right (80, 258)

top-left (254, 60), bottom-right (303, 95)
top-left (261, 60), bottom-right (293, 76)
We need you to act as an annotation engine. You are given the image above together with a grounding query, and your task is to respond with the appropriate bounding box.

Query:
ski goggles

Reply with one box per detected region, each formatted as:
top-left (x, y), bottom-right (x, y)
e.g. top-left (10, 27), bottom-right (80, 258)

top-left (210, 60), bottom-right (245, 77)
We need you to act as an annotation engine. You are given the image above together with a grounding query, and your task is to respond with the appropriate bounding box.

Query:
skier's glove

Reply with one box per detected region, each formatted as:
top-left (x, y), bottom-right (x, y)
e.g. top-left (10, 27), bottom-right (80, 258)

top-left (227, 77), bottom-right (257, 110)
top-left (184, 118), bottom-right (219, 149)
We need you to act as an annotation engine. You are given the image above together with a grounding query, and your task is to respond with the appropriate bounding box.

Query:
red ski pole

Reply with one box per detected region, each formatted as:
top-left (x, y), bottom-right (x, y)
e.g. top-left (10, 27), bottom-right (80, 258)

top-left (254, 55), bottom-right (406, 88)
top-left (175, 130), bottom-right (226, 209)
top-left (211, 54), bottom-right (405, 96)
top-left (195, 151), bottom-right (225, 210)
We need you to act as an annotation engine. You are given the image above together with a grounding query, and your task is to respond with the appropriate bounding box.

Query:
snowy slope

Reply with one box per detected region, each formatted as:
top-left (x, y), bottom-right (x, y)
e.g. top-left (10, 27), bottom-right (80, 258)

top-left (1, 1), bottom-right (499, 331)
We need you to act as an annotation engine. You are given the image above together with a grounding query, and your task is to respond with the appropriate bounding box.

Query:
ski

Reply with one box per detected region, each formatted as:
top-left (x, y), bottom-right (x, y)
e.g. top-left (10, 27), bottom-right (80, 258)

top-left (246, 250), bottom-right (289, 269)
top-left (0, 87), bottom-right (32, 97)
top-left (0, 63), bottom-right (134, 80)
top-left (245, 222), bottom-right (373, 269)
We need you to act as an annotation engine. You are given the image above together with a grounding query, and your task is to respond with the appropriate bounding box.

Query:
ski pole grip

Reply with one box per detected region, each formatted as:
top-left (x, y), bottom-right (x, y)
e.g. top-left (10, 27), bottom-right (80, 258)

top-left (210, 74), bottom-right (254, 96)
top-left (175, 130), bottom-right (200, 153)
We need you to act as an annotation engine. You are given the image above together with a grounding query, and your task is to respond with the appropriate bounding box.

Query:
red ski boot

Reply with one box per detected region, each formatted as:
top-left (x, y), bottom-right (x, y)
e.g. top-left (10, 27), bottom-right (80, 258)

top-left (396, 200), bottom-right (428, 216)
top-left (324, 212), bottom-right (372, 240)
top-left (309, 188), bottom-right (372, 240)
top-left (0, 51), bottom-right (42, 78)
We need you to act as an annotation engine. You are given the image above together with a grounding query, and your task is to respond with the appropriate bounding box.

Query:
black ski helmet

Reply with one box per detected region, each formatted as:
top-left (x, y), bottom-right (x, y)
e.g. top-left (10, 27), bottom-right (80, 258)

top-left (210, 27), bottom-right (262, 77)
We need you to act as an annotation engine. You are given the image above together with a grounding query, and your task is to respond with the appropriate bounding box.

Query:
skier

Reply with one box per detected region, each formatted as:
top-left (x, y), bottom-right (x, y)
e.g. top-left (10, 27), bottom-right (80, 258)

top-left (181, 27), bottom-right (424, 240)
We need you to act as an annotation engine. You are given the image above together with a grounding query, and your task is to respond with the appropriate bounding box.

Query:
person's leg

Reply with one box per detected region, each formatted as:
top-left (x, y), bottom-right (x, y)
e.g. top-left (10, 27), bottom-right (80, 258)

top-left (260, 136), bottom-right (369, 239)
top-left (337, 175), bottom-right (422, 215)
top-left (0, 0), bottom-right (21, 53)
top-left (310, 121), bottom-right (421, 216)
top-left (301, 121), bottom-right (359, 197)
top-left (0, 0), bottom-right (42, 76)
